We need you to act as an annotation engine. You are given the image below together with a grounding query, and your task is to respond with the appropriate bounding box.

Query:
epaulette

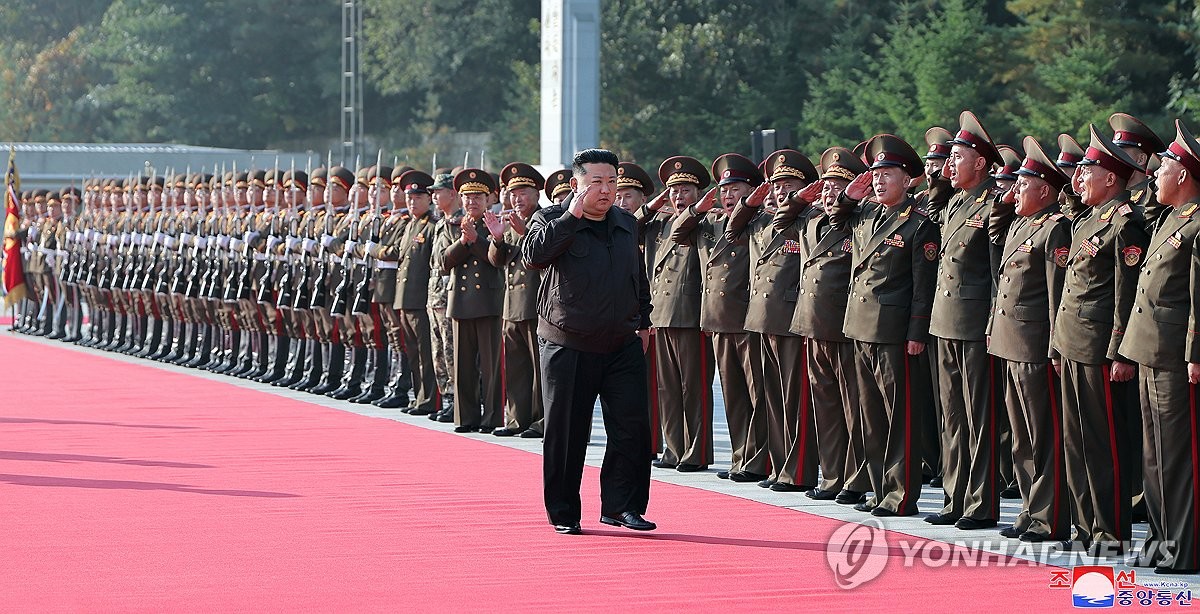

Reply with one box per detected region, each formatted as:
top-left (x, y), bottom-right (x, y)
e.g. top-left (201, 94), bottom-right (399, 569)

top-left (899, 205), bottom-right (912, 218)
top-left (913, 207), bottom-right (929, 217)
top-left (1181, 203), bottom-right (1199, 219)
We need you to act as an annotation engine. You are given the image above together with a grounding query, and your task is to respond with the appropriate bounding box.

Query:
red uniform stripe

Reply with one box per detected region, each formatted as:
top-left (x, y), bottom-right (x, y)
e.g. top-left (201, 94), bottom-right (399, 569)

top-left (899, 353), bottom-right (913, 512)
top-left (1190, 382), bottom-right (1200, 563)
top-left (699, 330), bottom-right (710, 461)
top-left (1101, 364), bottom-right (1123, 541)
top-left (1047, 364), bottom-right (1063, 536)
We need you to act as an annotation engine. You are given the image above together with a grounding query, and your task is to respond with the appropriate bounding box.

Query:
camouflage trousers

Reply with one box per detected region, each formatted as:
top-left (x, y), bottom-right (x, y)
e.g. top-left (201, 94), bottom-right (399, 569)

top-left (429, 306), bottom-right (454, 395)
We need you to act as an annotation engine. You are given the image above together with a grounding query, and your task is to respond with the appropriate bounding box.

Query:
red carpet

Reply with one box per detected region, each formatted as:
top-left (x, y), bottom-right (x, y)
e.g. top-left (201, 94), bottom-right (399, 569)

top-left (0, 334), bottom-right (1074, 611)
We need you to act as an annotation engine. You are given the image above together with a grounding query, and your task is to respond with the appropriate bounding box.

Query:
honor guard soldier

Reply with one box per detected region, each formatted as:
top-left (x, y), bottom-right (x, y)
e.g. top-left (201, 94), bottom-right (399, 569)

top-left (437, 168), bottom-right (504, 432)
top-left (363, 165), bottom-right (412, 407)
top-left (831, 134), bottom-right (938, 517)
top-left (487, 162), bottom-right (546, 438)
top-left (1119, 119), bottom-right (1200, 574)
top-left (988, 136), bottom-right (1073, 543)
top-left (727, 149), bottom-right (821, 491)
top-left (925, 110), bottom-right (1010, 531)
top-left (1052, 124), bottom-right (1151, 558)
top-left (670, 153), bottom-right (769, 481)
top-left (647, 156), bottom-right (715, 472)
top-left (791, 147), bottom-right (873, 503)
top-left (308, 166), bottom-right (356, 395)
top-left (377, 169), bottom-right (441, 414)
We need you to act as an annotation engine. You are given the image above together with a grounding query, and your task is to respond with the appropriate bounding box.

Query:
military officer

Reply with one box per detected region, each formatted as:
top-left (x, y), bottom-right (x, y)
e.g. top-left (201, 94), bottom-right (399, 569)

top-left (1119, 119), bottom-right (1200, 574)
top-left (670, 153), bottom-right (769, 482)
top-left (645, 156), bottom-right (715, 472)
top-left (924, 110), bottom-right (1009, 531)
top-left (544, 169), bottom-right (573, 206)
top-left (726, 149), bottom-right (820, 491)
top-left (1057, 134), bottom-right (1089, 220)
top-left (791, 147), bottom-right (873, 503)
top-left (1109, 112), bottom-right (1165, 232)
top-left (427, 173), bottom-right (460, 422)
top-left (832, 134), bottom-right (939, 517)
top-left (1052, 124), bottom-right (1150, 558)
top-left (437, 168), bottom-right (504, 432)
top-left (486, 163), bottom-right (545, 438)
top-left (988, 136), bottom-right (1073, 543)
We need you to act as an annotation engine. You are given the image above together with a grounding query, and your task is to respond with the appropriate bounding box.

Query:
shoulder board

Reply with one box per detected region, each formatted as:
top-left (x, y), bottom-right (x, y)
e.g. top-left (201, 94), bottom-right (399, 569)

top-left (1031, 212), bottom-right (1050, 226)
top-left (1180, 203), bottom-right (1199, 219)
top-left (913, 207), bottom-right (929, 217)
top-left (1049, 213), bottom-right (1065, 222)
top-left (899, 205), bottom-right (912, 218)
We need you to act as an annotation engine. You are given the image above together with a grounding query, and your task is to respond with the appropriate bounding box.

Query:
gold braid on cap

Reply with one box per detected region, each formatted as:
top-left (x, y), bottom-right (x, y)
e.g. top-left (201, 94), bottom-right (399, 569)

top-left (506, 177), bottom-right (538, 190)
top-left (821, 166), bottom-right (856, 182)
top-left (665, 172), bottom-right (700, 186)
top-left (457, 181), bottom-right (491, 194)
top-left (770, 166), bottom-right (807, 181)
top-left (551, 183), bottom-right (572, 198)
top-left (616, 176), bottom-right (645, 190)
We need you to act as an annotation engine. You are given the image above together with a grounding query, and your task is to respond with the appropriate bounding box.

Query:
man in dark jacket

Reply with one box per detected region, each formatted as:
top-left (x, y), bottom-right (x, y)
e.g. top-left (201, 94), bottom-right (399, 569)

top-left (522, 148), bottom-right (655, 536)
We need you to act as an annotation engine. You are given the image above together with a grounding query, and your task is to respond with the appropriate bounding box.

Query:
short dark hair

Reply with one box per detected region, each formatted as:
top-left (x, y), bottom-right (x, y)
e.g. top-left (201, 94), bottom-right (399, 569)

top-left (572, 148), bottom-right (619, 177)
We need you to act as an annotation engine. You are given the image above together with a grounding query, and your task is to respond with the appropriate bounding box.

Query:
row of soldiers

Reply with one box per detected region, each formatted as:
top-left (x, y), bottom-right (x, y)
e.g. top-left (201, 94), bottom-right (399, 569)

top-left (8, 108), bottom-right (1200, 574)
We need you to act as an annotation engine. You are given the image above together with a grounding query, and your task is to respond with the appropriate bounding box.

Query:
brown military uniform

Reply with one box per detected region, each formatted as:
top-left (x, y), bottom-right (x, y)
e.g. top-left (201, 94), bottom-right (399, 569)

top-left (489, 224), bottom-right (544, 434)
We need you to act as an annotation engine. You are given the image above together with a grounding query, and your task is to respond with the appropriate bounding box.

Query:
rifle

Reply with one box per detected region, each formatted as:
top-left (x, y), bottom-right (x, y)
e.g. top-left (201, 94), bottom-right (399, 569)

top-left (351, 149), bottom-right (382, 316)
top-left (330, 154), bottom-right (361, 316)
top-left (256, 157), bottom-right (282, 305)
top-left (309, 151), bottom-right (334, 309)
top-left (290, 156), bottom-right (313, 310)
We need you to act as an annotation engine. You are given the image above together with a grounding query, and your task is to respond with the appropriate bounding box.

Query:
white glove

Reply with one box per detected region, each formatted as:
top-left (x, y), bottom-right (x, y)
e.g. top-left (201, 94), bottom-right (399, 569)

top-left (302, 239), bottom-right (317, 253)
top-left (320, 234), bottom-right (335, 248)
top-left (195, 237), bottom-right (208, 249)
top-left (344, 239), bottom-right (358, 253)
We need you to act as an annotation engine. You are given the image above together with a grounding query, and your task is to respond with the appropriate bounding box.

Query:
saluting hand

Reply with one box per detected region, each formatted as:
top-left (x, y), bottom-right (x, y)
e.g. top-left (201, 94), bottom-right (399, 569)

top-left (483, 211), bottom-right (505, 240)
top-left (567, 184), bottom-right (592, 219)
top-left (797, 179), bottom-right (824, 204)
top-left (646, 189), bottom-right (670, 213)
top-left (694, 187), bottom-right (718, 213)
top-left (844, 172), bottom-right (873, 201)
top-left (746, 182), bottom-right (772, 208)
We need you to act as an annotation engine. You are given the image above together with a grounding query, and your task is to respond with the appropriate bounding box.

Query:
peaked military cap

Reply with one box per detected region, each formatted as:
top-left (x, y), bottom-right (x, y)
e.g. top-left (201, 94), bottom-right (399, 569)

top-left (368, 165), bottom-right (394, 188)
top-left (1078, 123), bottom-right (1142, 180)
top-left (658, 156), bottom-right (711, 189)
top-left (711, 153), bottom-right (763, 187)
top-left (1016, 136), bottom-right (1070, 192)
top-left (390, 166), bottom-right (414, 183)
top-left (820, 147), bottom-right (868, 182)
top-left (310, 167), bottom-right (328, 188)
top-left (949, 109), bottom-right (1001, 165)
top-left (866, 134), bottom-right (923, 177)
top-left (328, 166), bottom-right (355, 191)
top-left (1056, 134), bottom-right (1085, 169)
top-left (615, 163), bottom-right (653, 197)
top-left (282, 170), bottom-right (308, 192)
top-left (454, 168), bottom-right (496, 194)
top-left (1109, 112), bottom-right (1165, 156)
top-left (501, 162), bottom-right (545, 191)
top-left (398, 169), bottom-right (434, 194)
top-left (762, 149), bottom-right (817, 184)
top-left (993, 145), bottom-right (1021, 180)
top-left (1160, 119), bottom-right (1200, 179)
top-left (924, 127), bottom-right (954, 160)
top-left (543, 169), bottom-right (573, 201)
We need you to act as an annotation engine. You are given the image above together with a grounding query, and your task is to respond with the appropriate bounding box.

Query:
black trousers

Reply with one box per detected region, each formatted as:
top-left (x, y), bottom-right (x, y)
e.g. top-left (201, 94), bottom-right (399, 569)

top-left (542, 336), bottom-right (652, 526)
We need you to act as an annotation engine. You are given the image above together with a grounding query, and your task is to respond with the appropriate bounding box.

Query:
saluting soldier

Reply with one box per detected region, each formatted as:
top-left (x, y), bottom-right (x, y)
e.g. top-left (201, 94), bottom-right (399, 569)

top-left (1052, 124), bottom-right (1150, 558)
top-left (1119, 119), bottom-right (1200, 574)
top-left (988, 136), bottom-right (1072, 543)
top-left (437, 168), bottom-right (504, 432)
top-left (831, 134), bottom-right (939, 517)
top-left (791, 147), bottom-right (872, 503)
top-left (727, 149), bottom-right (821, 491)
top-left (487, 163), bottom-right (546, 438)
top-left (670, 153), bottom-right (769, 481)
top-left (646, 156), bottom-right (715, 472)
top-left (925, 110), bottom-right (1010, 531)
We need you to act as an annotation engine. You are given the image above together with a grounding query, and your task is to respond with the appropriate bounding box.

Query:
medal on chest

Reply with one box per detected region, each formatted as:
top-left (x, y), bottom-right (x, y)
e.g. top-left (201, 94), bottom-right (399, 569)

top-left (883, 233), bottom-right (905, 248)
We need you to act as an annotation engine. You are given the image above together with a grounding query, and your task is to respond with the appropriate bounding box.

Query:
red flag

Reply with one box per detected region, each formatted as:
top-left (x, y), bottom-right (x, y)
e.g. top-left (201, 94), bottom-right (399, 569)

top-left (3, 150), bottom-right (26, 308)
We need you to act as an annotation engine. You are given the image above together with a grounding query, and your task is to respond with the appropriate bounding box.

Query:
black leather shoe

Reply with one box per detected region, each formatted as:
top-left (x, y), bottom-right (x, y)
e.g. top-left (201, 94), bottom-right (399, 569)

top-left (492, 428), bottom-right (520, 437)
top-left (453, 425), bottom-right (476, 433)
top-left (676, 464), bottom-right (707, 473)
top-left (599, 511), bottom-right (656, 531)
top-left (372, 395), bottom-right (408, 409)
top-left (1059, 537), bottom-right (1091, 552)
top-left (770, 482), bottom-right (804, 493)
top-left (328, 386), bottom-right (361, 400)
top-left (1000, 486), bottom-right (1020, 500)
top-left (924, 513), bottom-right (960, 525)
top-left (518, 429), bottom-right (542, 439)
top-left (999, 526), bottom-right (1023, 538)
top-left (835, 490), bottom-right (866, 505)
top-left (1019, 531), bottom-right (1050, 543)
top-left (476, 426), bottom-right (494, 434)
top-left (716, 471), bottom-right (730, 480)
top-left (651, 459), bottom-right (676, 469)
top-left (435, 411), bottom-right (454, 423)
top-left (757, 478), bottom-right (776, 489)
top-left (554, 523), bottom-right (582, 535)
top-left (929, 476), bottom-right (943, 488)
top-left (853, 502), bottom-right (875, 513)
top-left (805, 488), bottom-right (837, 500)
top-left (955, 517), bottom-right (997, 530)
top-left (729, 471), bottom-right (768, 483)
top-left (871, 507), bottom-right (898, 517)
top-left (409, 407), bottom-right (436, 416)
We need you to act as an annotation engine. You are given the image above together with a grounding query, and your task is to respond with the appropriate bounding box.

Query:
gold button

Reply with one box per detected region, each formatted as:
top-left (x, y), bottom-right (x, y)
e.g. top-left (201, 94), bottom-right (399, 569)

top-left (474, 272), bottom-right (480, 277)
top-left (459, 287), bottom-right (466, 291)
top-left (719, 291), bottom-right (725, 297)
top-left (475, 284), bottom-right (480, 289)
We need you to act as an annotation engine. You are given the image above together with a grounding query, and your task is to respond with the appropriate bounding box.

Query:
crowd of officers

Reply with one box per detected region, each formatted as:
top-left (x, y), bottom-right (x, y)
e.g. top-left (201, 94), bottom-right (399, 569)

top-left (8, 108), bottom-right (1200, 574)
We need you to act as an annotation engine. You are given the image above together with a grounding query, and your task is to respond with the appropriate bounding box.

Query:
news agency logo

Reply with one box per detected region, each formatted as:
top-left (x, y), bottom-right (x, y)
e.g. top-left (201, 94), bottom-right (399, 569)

top-left (1070, 566), bottom-right (1115, 608)
top-left (825, 518), bottom-right (888, 589)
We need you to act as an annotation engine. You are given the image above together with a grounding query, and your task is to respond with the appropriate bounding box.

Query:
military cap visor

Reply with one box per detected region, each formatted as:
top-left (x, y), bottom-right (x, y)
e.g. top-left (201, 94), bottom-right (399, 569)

top-left (1015, 135), bottom-right (1069, 192)
top-left (1159, 119), bottom-right (1200, 179)
top-left (544, 169), bottom-right (574, 200)
top-left (658, 156), bottom-right (711, 190)
top-left (764, 149), bottom-right (817, 184)
top-left (924, 127), bottom-right (954, 160)
top-left (397, 170), bottom-right (435, 194)
top-left (454, 168), bottom-right (496, 194)
top-left (1078, 124), bottom-right (1142, 180)
top-left (819, 147), bottom-right (868, 182)
top-left (501, 162), bottom-right (546, 191)
top-left (711, 153), bottom-right (762, 187)
top-left (1109, 112), bottom-right (1166, 155)
top-left (949, 110), bottom-right (1001, 165)
top-left (615, 164), bottom-right (653, 197)
top-left (866, 134), bottom-right (922, 177)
